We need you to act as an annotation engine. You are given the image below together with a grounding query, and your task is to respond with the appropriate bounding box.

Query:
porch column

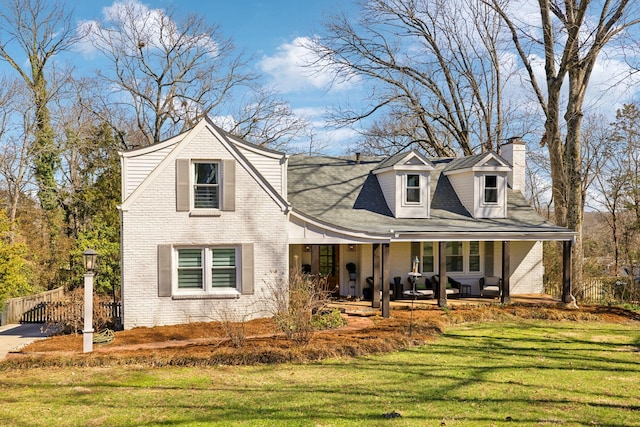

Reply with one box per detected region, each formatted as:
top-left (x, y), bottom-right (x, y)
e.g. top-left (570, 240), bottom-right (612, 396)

top-left (381, 243), bottom-right (390, 318)
top-left (562, 240), bottom-right (573, 303)
top-left (372, 244), bottom-right (381, 309)
top-left (501, 241), bottom-right (511, 304)
top-left (310, 245), bottom-right (320, 275)
top-left (437, 241), bottom-right (447, 307)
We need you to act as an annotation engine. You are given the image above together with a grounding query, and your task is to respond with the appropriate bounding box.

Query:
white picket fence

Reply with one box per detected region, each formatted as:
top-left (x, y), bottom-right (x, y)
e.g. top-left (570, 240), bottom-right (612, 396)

top-left (0, 287), bottom-right (64, 325)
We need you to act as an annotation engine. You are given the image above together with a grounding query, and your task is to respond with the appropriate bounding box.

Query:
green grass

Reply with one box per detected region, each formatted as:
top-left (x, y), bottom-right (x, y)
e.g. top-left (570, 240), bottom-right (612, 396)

top-left (1, 320), bottom-right (639, 426)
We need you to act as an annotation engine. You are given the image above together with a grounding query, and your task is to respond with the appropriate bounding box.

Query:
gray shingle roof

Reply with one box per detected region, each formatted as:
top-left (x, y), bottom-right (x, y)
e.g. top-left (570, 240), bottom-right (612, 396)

top-left (287, 155), bottom-right (573, 239)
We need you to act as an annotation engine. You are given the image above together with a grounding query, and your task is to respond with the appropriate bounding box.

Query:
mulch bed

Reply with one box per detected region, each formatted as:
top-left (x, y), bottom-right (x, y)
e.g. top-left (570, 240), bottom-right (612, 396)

top-left (3, 303), bottom-right (637, 368)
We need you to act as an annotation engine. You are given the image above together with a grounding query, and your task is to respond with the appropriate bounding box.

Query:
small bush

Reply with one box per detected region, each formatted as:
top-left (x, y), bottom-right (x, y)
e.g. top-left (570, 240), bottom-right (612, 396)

top-left (269, 259), bottom-right (332, 344)
top-left (311, 309), bottom-right (346, 330)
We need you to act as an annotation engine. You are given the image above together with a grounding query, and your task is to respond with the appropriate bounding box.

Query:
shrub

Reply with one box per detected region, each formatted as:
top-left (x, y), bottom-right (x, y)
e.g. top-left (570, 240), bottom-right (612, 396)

top-left (311, 309), bottom-right (346, 330)
top-left (270, 259), bottom-right (332, 344)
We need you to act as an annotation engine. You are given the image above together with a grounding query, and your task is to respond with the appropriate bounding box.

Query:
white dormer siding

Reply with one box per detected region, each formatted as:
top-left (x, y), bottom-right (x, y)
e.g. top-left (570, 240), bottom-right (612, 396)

top-left (374, 151), bottom-right (434, 219)
top-left (445, 153), bottom-right (511, 219)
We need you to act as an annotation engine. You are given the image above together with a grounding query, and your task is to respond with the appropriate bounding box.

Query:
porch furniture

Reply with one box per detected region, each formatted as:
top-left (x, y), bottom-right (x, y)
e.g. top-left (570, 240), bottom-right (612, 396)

top-left (459, 283), bottom-right (471, 297)
top-left (392, 276), bottom-right (404, 300)
top-left (432, 275), bottom-right (461, 296)
top-left (480, 276), bottom-right (502, 297)
top-left (363, 277), bottom-right (397, 301)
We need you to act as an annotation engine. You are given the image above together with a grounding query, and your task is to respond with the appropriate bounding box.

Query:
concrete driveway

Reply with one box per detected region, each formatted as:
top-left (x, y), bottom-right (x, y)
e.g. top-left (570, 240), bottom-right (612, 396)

top-left (0, 323), bottom-right (49, 359)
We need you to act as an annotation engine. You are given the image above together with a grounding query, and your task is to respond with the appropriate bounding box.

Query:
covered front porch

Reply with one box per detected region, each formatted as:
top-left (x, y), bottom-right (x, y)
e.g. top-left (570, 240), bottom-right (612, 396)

top-left (290, 238), bottom-right (575, 318)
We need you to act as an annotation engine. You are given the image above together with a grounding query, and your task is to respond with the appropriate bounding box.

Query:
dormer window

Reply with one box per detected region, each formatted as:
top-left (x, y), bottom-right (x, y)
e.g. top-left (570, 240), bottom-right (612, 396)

top-left (484, 175), bottom-right (498, 204)
top-left (194, 162), bottom-right (220, 209)
top-left (406, 174), bottom-right (421, 203)
top-left (372, 150), bottom-right (433, 218)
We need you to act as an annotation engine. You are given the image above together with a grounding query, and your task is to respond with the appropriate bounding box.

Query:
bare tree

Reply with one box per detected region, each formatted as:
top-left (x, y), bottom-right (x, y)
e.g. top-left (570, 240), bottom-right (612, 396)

top-left (222, 86), bottom-right (310, 152)
top-left (309, 0), bottom-right (519, 156)
top-left (88, 2), bottom-right (256, 146)
top-left (0, 0), bottom-right (82, 216)
top-left (87, 2), bottom-right (308, 151)
top-left (0, 79), bottom-right (33, 241)
top-left (490, 0), bottom-right (640, 294)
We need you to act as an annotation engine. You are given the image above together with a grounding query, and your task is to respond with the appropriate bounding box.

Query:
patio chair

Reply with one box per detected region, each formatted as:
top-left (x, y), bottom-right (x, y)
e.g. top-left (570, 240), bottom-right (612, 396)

top-left (480, 276), bottom-right (502, 297)
top-left (432, 275), bottom-right (461, 297)
top-left (363, 276), bottom-right (395, 300)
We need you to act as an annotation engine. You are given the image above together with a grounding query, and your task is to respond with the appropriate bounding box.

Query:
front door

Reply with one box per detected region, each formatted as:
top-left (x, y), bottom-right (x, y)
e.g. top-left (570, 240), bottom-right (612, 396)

top-left (319, 245), bottom-right (339, 296)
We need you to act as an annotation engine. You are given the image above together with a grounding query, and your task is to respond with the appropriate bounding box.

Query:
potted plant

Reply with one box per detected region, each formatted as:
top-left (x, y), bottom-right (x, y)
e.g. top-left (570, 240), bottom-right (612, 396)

top-left (346, 262), bottom-right (357, 280)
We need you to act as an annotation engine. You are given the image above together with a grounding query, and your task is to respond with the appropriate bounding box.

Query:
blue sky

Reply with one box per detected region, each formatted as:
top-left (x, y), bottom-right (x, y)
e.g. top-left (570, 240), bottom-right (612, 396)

top-left (73, 0), bottom-right (347, 54)
top-left (3, 0), bottom-right (639, 157)
top-left (63, 0), bottom-right (361, 153)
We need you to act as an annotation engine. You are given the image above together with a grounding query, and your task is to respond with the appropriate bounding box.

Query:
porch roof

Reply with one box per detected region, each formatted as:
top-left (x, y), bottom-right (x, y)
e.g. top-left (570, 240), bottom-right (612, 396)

top-left (287, 155), bottom-right (575, 241)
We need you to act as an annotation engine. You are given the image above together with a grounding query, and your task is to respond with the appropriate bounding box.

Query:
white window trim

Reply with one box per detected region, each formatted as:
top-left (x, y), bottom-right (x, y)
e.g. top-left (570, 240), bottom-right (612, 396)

top-left (192, 160), bottom-right (222, 212)
top-left (421, 242), bottom-right (437, 274)
top-left (173, 246), bottom-right (241, 297)
top-left (425, 241), bottom-right (484, 275)
top-left (481, 174), bottom-right (500, 206)
top-left (403, 173), bottom-right (422, 205)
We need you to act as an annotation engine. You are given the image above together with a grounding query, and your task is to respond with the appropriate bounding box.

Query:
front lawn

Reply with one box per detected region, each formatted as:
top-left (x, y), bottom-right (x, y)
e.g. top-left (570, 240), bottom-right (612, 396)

top-left (1, 319), bottom-right (638, 426)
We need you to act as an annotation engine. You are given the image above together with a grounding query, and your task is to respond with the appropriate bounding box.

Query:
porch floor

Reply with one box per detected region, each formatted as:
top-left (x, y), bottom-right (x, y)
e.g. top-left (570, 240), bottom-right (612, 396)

top-left (328, 294), bottom-right (561, 315)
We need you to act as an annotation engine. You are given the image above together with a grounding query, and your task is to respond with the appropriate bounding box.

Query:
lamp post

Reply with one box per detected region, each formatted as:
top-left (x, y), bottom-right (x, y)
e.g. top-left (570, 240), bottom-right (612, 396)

top-left (82, 249), bottom-right (98, 353)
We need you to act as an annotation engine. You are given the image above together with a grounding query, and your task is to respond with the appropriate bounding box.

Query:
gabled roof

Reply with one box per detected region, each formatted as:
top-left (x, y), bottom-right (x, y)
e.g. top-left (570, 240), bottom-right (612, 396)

top-left (287, 154), bottom-right (574, 241)
top-left (443, 151), bottom-right (510, 174)
top-left (119, 116), bottom-right (289, 212)
top-left (373, 149), bottom-right (434, 174)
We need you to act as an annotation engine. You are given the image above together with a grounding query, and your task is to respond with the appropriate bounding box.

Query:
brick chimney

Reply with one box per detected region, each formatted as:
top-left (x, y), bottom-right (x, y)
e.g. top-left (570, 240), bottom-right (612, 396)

top-left (502, 137), bottom-right (526, 193)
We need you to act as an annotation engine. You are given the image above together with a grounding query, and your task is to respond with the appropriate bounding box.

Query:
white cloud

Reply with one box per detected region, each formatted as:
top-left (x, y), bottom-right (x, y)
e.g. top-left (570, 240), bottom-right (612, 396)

top-left (80, 0), bottom-right (217, 58)
top-left (259, 36), bottom-right (358, 94)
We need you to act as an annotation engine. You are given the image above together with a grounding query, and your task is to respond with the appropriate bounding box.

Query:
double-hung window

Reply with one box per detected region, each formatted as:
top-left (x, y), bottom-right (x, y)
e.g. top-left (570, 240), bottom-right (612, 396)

top-left (422, 242), bottom-right (435, 273)
top-left (446, 242), bottom-right (464, 272)
top-left (469, 241), bottom-right (481, 272)
top-left (176, 247), bottom-right (237, 292)
top-left (176, 159), bottom-right (235, 213)
top-left (444, 241), bottom-right (481, 273)
top-left (484, 175), bottom-right (498, 204)
top-left (406, 174), bottom-right (421, 203)
top-left (211, 248), bottom-right (237, 288)
top-left (194, 162), bottom-right (219, 209)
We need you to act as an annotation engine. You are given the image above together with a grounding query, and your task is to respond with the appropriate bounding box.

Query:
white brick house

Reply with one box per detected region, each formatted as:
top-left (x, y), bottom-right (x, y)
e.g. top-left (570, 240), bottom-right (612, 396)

top-left (119, 117), bottom-right (575, 329)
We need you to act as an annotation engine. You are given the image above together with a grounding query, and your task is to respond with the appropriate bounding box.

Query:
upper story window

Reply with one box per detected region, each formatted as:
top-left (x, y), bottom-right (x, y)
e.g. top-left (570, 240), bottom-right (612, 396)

top-left (176, 159), bottom-right (235, 213)
top-left (484, 175), bottom-right (498, 204)
top-left (194, 162), bottom-right (219, 209)
top-left (406, 174), bottom-right (421, 203)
